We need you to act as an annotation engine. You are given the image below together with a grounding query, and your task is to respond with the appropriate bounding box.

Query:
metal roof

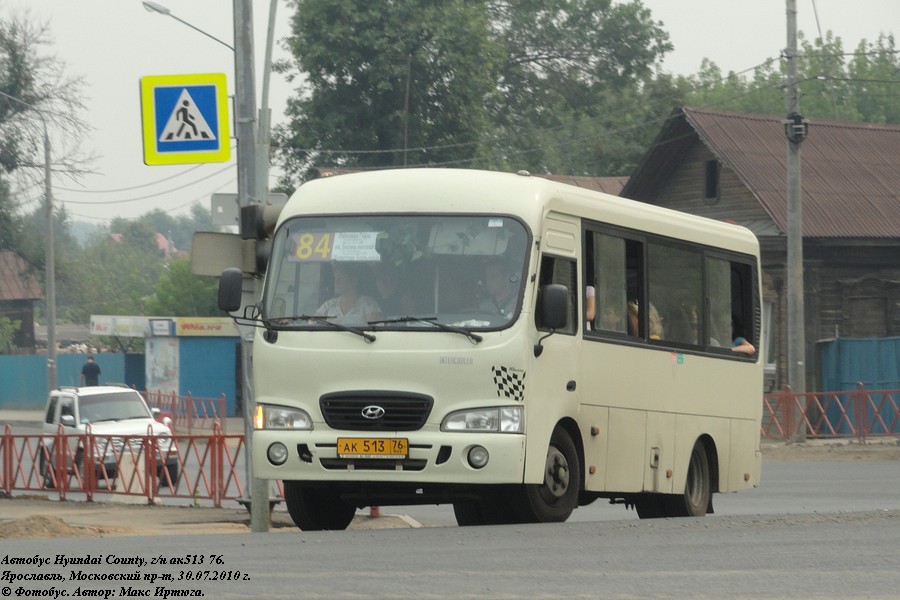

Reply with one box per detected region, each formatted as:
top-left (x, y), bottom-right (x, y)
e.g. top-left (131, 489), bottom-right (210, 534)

top-left (0, 251), bottom-right (42, 302)
top-left (622, 107), bottom-right (900, 238)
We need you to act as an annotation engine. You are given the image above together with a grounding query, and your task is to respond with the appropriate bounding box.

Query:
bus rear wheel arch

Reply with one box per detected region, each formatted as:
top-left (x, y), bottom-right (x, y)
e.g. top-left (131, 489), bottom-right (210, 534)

top-left (635, 439), bottom-right (713, 519)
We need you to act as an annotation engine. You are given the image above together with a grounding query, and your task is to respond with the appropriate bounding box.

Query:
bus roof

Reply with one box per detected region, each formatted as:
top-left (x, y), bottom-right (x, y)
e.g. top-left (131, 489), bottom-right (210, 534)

top-left (284, 169), bottom-right (759, 257)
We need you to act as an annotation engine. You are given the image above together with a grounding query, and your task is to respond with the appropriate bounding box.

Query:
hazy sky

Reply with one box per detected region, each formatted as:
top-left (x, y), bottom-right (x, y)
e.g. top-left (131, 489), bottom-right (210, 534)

top-left (6, 0), bottom-right (898, 224)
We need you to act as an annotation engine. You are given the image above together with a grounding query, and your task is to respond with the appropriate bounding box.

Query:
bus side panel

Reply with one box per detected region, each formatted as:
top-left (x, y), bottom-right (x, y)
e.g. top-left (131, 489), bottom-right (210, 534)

top-left (729, 418), bottom-right (762, 491)
top-left (580, 405), bottom-right (609, 492)
top-left (605, 408), bottom-right (646, 493)
top-left (644, 411), bottom-right (675, 494)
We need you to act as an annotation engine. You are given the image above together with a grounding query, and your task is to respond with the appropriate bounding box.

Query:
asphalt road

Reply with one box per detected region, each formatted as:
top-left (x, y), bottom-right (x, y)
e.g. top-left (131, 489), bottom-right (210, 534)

top-left (6, 509), bottom-right (900, 599)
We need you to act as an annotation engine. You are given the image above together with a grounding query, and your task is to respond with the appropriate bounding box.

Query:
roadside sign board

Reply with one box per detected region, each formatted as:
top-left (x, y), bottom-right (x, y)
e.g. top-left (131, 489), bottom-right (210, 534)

top-left (140, 73), bottom-right (230, 165)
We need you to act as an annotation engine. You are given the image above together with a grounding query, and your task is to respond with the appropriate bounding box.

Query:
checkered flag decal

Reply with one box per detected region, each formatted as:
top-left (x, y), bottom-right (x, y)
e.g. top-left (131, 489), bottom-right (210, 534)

top-left (493, 366), bottom-right (526, 401)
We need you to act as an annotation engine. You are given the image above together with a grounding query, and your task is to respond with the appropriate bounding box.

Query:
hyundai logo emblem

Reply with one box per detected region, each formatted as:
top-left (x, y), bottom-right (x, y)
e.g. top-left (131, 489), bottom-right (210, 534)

top-left (361, 405), bottom-right (386, 420)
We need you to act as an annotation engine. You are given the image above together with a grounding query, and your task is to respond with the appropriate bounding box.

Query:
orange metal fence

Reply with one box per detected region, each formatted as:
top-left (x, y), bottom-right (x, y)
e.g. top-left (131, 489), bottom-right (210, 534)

top-left (762, 384), bottom-right (900, 441)
top-left (1, 423), bottom-right (245, 507)
top-left (4, 386), bottom-right (898, 506)
top-left (141, 390), bottom-right (229, 434)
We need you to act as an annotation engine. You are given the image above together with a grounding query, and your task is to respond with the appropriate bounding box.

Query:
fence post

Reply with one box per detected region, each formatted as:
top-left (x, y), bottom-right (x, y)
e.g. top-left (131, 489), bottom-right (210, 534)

top-left (212, 422), bottom-right (222, 508)
top-left (146, 425), bottom-right (157, 504)
top-left (781, 385), bottom-right (794, 442)
top-left (220, 394), bottom-right (227, 433)
top-left (83, 427), bottom-right (94, 503)
top-left (185, 391), bottom-right (194, 435)
top-left (54, 424), bottom-right (67, 502)
top-left (2, 424), bottom-right (11, 497)
top-left (854, 382), bottom-right (868, 444)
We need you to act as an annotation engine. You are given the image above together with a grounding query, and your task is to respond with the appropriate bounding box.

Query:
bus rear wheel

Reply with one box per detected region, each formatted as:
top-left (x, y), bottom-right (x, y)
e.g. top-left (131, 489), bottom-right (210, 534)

top-left (284, 481), bottom-right (356, 531)
top-left (512, 427), bottom-right (580, 523)
top-left (664, 442), bottom-right (710, 517)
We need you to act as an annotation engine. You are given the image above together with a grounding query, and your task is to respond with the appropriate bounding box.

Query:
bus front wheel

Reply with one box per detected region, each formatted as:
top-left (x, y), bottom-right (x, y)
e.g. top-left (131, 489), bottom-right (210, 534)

top-left (284, 481), bottom-right (356, 531)
top-left (512, 427), bottom-right (581, 523)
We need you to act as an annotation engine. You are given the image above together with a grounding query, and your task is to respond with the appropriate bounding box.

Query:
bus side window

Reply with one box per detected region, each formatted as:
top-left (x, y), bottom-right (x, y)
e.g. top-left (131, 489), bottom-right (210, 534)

top-left (536, 255), bottom-right (576, 335)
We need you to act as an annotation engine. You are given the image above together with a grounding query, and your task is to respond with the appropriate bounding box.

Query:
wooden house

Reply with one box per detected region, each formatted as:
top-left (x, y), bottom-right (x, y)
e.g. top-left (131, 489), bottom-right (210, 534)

top-left (621, 106), bottom-right (900, 391)
top-left (0, 250), bottom-right (42, 354)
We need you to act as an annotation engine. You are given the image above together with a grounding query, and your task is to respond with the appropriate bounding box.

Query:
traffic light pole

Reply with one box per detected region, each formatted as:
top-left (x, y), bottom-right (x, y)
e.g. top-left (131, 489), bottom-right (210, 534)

top-left (232, 0), bottom-right (270, 532)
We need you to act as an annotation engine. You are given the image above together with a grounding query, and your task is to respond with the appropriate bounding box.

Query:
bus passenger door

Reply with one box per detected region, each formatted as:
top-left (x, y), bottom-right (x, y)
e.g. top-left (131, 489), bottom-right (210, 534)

top-left (525, 224), bottom-right (582, 485)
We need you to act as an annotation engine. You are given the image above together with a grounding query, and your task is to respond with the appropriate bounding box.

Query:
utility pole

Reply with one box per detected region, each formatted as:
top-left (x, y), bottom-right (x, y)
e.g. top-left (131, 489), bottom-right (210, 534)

top-left (784, 0), bottom-right (808, 441)
top-left (0, 91), bottom-right (56, 392)
top-left (232, 0), bottom-right (270, 532)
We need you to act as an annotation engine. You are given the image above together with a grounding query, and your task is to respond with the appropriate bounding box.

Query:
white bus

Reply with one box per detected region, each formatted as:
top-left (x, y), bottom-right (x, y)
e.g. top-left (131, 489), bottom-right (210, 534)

top-left (218, 168), bottom-right (763, 530)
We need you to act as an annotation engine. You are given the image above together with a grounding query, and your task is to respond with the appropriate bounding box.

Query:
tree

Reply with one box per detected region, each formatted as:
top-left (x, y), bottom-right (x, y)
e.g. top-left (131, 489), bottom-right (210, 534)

top-left (0, 315), bottom-right (21, 354)
top-left (62, 229), bottom-right (164, 322)
top-left (144, 256), bottom-right (219, 317)
top-left (684, 33), bottom-right (900, 124)
top-left (276, 0), bottom-right (501, 182)
top-left (274, 0), bottom-right (677, 186)
top-left (0, 10), bottom-right (88, 340)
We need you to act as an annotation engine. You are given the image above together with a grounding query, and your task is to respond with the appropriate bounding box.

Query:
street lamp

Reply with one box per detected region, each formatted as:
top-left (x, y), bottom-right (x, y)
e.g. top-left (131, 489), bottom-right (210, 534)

top-left (141, 1), bottom-right (234, 51)
top-left (143, 0), bottom-right (277, 533)
top-left (0, 90), bottom-right (57, 392)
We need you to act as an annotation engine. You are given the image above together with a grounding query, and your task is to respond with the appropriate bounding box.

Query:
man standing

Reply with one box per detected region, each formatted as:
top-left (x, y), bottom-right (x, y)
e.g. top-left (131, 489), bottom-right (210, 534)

top-left (80, 355), bottom-right (101, 386)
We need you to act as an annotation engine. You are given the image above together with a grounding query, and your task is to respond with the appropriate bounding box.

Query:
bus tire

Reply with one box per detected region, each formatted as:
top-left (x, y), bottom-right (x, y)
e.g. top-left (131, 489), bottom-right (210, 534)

top-left (452, 501), bottom-right (484, 526)
top-left (664, 442), bottom-right (710, 517)
top-left (284, 481), bottom-right (356, 531)
top-left (512, 427), bottom-right (580, 523)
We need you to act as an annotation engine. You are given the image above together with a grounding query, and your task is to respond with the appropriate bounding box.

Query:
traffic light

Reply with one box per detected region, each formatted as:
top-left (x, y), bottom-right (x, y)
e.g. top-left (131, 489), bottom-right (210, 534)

top-left (239, 203), bottom-right (282, 272)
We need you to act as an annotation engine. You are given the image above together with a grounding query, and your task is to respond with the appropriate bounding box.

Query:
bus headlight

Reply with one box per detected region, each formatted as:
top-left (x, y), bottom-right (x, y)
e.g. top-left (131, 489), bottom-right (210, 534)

top-left (441, 406), bottom-right (523, 433)
top-left (254, 405), bottom-right (313, 430)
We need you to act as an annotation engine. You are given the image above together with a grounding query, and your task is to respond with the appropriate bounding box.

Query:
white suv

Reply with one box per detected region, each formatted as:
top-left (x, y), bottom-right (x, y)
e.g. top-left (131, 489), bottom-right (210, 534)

top-left (40, 385), bottom-right (179, 489)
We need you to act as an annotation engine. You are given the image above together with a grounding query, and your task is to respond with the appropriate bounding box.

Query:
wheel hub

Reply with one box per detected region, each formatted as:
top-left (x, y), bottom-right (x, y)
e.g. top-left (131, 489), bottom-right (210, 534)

top-left (544, 447), bottom-right (569, 498)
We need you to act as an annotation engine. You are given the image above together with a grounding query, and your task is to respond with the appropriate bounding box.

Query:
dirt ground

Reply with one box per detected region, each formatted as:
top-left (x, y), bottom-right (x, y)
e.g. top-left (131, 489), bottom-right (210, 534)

top-left (1, 439), bottom-right (897, 540)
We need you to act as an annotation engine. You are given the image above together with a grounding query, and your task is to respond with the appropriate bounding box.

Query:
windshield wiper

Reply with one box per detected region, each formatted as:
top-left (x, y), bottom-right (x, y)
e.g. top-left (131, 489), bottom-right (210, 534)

top-left (270, 314), bottom-right (376, 343)
top-left (369, 316), bottom-right (483, 344)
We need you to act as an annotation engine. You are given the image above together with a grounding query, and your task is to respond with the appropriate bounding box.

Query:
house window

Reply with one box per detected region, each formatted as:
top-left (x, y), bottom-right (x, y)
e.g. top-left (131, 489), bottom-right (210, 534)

top-left (704, 160), bottom-right (719, 204)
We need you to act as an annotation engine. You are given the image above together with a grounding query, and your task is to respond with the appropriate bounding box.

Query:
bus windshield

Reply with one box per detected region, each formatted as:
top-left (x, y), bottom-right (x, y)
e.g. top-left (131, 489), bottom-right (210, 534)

top-left (264, 214), bottom-right (530, 330)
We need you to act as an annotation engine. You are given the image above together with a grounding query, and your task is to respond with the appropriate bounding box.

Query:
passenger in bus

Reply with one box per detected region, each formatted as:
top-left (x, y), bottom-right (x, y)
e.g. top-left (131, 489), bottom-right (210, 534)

top-left (628, 300), bottom-right (664, 339)
top-left (731, 318), bottom-right (756, 355)
top-left (480, 258), bottom-right (518, 317)
top-left (316, 262), bottom-right (382, 325)
top-left (373, 261), bottom-right (415, 317)
top-left (585, 285), bottom-right (596, 330)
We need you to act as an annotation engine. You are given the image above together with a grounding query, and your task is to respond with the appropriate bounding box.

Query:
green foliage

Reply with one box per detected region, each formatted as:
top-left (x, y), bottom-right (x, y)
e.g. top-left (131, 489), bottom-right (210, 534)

top-left (684, 33), bottom-right (900, 123)
top-left (274, 3), bottom-right (897, 185)
top-left (277, 0), bottom-right (500, 178)
top-left (0, 315), bottom-right (21, 354)
top-left (144, 256), bottom-right (219, 317)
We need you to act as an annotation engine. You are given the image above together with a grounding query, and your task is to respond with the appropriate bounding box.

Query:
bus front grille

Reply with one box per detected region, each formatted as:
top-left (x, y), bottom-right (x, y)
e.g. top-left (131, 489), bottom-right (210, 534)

top-left (319, 392), bottom-right (434, 431)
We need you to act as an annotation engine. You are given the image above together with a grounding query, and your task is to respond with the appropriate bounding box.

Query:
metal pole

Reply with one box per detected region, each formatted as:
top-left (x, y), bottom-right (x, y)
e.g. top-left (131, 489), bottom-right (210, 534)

top-left (785, 0), bottom-right (806, 441)
top-left (232, 0), bottom-right (270, 533)
top-left (43, 120), bottom-right (57, 391)
top-left (0, 90), bottom-right (56, 391)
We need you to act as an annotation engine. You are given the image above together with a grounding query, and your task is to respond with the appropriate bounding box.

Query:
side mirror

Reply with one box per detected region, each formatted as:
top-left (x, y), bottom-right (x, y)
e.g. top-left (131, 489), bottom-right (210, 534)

top-left (218, 267), bottom-right (244, 313)
top-left (535, 284), bottom-right (568, 357)
top-left (540, 284), bottom-right (568, 330)
top-left (61, 414), bottom-right (76, 427)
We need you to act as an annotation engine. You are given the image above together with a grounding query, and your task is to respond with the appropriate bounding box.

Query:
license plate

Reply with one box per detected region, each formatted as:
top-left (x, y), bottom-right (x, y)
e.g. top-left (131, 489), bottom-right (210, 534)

top-left (337, 437), bottom-right (408, 459)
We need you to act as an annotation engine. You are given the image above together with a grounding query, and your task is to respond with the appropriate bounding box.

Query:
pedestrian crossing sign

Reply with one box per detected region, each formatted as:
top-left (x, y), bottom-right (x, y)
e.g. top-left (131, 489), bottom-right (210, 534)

top-left (140, 73), bottom-right (230, 165)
